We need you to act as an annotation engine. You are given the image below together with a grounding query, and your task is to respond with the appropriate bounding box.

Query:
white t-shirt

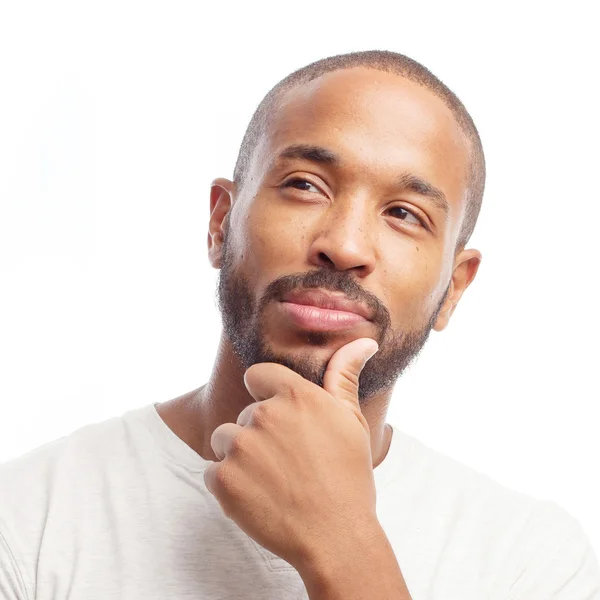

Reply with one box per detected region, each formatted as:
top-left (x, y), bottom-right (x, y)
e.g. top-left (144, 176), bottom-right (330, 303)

top-left (0, 403), bottom-right (598, 600)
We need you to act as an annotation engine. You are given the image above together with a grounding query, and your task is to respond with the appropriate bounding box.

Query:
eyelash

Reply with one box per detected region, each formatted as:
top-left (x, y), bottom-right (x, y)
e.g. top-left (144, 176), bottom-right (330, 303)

top-left (281, 177), bottom-right (427, 228)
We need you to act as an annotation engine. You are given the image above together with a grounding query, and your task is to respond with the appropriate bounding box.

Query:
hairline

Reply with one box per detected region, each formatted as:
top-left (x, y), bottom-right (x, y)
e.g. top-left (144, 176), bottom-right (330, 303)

top-left (232, 54), bottom-right (485, 253)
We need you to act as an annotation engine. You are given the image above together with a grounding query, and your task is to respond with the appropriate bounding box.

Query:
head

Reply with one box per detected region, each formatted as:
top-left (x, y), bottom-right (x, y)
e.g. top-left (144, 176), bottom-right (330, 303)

top-left (209, 50), bottom-right (484, 406)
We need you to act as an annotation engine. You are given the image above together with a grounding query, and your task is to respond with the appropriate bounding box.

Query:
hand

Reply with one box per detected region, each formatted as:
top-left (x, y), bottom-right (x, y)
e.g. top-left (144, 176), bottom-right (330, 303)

top-left (203, 337), bottom-right (380, 570)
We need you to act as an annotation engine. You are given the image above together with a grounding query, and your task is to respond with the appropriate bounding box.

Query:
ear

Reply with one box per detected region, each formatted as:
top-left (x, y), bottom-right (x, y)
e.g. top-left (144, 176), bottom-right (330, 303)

top-left (208, 178), bottom-right (235, 269)
top-left (433, 248), bottom-right (482, 332)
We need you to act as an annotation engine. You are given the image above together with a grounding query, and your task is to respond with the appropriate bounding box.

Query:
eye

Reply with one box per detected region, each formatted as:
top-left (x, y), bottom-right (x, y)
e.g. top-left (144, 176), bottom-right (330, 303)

top-left (281, 180), bottom-right (427, 229)
top-left (281, 177), bottom-right (322, 194)
top-left (387, 206), bottom-right (425, 228)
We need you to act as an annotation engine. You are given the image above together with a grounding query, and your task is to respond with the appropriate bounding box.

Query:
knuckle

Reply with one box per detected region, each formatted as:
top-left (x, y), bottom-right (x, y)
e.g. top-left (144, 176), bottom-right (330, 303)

top-left (277, 379), bottom-right (304, 404)
top-left (338, 379), bottom-right (357, 397)
top-left (341, 366), bottom-right (360, 387)
top-left (338, 368), bottom-right (360, 395)
top-left (251, 402), bottom-right (275, 428)
top-left (286, 383), bottom-right (301, 403)
top-left (214, 463), bottom-right (232, 490)
top-left (228, 430), bottom-right (249, 457)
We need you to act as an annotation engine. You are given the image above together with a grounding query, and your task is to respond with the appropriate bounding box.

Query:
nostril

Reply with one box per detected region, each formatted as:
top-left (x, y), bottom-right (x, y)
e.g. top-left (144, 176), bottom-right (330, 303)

top-left (319, 252), bottom-right (334, 265)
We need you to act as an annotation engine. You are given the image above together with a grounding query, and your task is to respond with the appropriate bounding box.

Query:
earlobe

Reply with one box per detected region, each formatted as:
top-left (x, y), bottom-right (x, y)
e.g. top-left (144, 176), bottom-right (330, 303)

top-left (208, 228), bottom-right (226, 269)
top-left (433, 248), bottom-right (482, 332)
top-left (432, 278), bottom-right (454, 332)
top-left (433, 301), bottom-right (453, 332)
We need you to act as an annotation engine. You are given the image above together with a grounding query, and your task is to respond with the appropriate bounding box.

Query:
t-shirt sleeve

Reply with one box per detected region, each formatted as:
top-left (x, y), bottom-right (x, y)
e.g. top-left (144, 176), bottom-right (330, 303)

top-left (0, 529), bottom-right (28, 600)
top-left (507, 502), bottom-right (600, 600)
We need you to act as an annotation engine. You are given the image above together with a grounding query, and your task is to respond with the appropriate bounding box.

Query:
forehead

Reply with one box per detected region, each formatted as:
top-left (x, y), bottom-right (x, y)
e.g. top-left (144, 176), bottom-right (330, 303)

top-left (256, 67), bottom-right (471, 217)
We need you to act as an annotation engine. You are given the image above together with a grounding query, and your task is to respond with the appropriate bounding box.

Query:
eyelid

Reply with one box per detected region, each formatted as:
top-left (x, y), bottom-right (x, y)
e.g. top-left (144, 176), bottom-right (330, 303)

top-left (388, 204), bottom-right (430, 229)
top-left (281, 178), bottom-right (431, 231)
top-left (281, 176), bottom-right (326, 193)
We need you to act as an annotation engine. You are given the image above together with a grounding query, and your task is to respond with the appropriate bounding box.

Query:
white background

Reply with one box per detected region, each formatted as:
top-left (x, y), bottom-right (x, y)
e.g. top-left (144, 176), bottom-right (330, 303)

top-left (1, 0), bottom-right (598, 555)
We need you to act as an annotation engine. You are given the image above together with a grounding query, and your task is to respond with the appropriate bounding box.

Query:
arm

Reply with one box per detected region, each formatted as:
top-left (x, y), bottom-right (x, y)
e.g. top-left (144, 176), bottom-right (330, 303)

top-left (296, 519), bottom-right (413, 600)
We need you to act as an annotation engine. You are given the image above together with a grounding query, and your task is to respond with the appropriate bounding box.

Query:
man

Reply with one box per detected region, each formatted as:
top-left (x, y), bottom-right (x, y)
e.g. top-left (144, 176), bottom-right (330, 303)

top-left (1, 49), bottom-right (598, 600)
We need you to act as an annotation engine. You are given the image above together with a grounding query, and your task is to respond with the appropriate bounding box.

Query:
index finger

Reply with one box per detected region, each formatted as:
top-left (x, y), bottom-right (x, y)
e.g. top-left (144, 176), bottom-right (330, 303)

top-left (243, 361), bottom-right (309, 402)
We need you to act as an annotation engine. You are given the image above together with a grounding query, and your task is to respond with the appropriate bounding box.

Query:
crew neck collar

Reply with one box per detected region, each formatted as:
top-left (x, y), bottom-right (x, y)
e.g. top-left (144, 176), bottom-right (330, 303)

top-left (128, 402), bottom-right (413, 492)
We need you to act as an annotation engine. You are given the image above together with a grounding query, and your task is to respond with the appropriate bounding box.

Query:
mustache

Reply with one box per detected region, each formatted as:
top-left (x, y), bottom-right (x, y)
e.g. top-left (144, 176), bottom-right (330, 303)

top-left (259, 268), bottom-right (391, 330)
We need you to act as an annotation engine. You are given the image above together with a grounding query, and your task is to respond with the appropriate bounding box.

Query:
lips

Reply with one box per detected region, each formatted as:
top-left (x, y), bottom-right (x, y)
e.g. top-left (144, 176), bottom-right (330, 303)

top-left (280, 288), bottom-right (373, 321)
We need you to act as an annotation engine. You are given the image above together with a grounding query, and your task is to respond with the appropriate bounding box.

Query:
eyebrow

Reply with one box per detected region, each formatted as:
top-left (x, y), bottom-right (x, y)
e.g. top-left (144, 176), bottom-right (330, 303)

top-left (270, 143), bottom-right (450, 219)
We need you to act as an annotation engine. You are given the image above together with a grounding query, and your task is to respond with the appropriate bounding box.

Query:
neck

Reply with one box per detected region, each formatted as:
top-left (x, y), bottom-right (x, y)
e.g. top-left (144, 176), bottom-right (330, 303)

top-left (156, 334), bottom-right (395, 469)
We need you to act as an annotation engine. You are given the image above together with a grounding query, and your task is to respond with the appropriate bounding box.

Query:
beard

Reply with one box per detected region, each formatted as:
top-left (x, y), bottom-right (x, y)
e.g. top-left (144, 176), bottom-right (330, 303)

top-left (216, 227), bottom-right (449, 406)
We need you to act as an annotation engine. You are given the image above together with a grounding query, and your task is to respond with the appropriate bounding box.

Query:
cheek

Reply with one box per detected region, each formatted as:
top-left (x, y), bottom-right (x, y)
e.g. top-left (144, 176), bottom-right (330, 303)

top-left (381, 243), bottom-right (445, 324)
top-left (237, 202), bottom-right (308, 279)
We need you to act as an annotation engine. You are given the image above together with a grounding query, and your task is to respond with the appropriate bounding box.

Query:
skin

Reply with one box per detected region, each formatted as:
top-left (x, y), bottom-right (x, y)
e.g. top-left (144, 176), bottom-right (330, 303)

top-left (156, 65), bottom-right (482, 472)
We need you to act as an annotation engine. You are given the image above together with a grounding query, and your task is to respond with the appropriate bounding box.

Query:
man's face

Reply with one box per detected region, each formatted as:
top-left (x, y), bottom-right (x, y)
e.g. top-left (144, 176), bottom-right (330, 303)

top-left (214, 67), bottom-right (472, 405)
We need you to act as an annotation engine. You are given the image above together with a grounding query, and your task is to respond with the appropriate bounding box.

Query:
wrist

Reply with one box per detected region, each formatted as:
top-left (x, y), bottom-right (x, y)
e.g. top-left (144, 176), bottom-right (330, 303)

top-left (296, 520), bottom-right (412, 600)
top-left (295, 516), bottom-right (385, 590)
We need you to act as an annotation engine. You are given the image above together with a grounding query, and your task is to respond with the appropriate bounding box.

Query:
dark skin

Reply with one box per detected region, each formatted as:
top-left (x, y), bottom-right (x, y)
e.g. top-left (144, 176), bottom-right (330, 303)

top-left (155, 66), bottom-right (483, 598)
top-left (157, 67), bottom-right (481, 473)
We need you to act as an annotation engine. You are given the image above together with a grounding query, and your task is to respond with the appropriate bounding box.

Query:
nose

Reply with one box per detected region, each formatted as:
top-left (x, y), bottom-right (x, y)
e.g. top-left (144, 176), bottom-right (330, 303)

top-left (307, 197), bottom-right (377, 276)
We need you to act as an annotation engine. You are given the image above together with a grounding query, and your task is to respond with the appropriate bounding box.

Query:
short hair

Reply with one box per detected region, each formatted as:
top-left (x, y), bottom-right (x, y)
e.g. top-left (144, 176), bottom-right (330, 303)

top-left (232, 50), bottom-right (486, 253)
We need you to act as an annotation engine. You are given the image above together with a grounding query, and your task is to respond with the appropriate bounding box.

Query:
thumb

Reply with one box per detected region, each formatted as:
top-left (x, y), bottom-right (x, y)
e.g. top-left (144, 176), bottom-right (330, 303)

top-left (322, 337), bottom-right (379, 408)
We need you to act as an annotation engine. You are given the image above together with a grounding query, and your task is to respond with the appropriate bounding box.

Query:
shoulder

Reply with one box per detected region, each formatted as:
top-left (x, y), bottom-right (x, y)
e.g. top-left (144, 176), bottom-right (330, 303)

top-left (0, 405), bottom-right (153, 547)
top-left (386, 426), bottom-right (587, 542)
top-left (0, 405), bottom-right (157, 599)
top-left (387, 427), bottom-right (600, 596)
top-left (0, 407), bottom-right (144, 484)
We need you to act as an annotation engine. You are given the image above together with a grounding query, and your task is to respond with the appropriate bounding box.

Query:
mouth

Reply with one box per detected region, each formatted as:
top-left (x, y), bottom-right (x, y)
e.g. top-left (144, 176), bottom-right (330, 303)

top-left (279, 288), bottom-right (373, 332)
